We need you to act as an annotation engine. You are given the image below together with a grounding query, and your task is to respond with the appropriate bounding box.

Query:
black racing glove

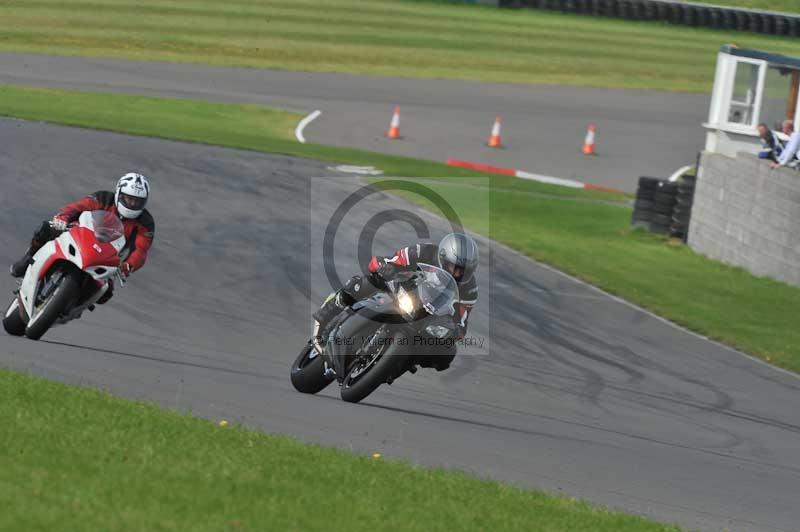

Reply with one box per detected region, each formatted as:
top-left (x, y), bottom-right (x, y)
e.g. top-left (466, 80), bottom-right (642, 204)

top-left (374, 259), bottom-right (398, 281)
top-left (366, 260), bottom-right (398, 292)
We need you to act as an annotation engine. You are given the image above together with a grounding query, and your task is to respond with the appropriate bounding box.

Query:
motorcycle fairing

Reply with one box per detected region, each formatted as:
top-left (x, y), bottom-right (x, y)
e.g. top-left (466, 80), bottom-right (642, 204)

top-left (18, 212), bottom-right (125, 323)
top-left (326, 309), bottom-right (397, 381)
top-left (19, 239), bottom-right (64, 321)
top-left (70, 226), bottom-right (123, 271)
top-left (351, 291), bottom-right (394, 314)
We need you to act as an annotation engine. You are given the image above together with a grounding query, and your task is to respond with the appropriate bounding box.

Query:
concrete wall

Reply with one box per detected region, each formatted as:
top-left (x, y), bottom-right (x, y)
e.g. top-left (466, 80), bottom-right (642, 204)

top-left (689, 152), bottom-right (800, 287)
top-left (703, 127), bottom-right (762, 160)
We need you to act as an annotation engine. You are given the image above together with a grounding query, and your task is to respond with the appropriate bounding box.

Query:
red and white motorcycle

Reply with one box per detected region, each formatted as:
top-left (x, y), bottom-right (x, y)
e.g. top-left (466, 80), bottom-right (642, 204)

top-left (3, 210), bottom-right (126, 340)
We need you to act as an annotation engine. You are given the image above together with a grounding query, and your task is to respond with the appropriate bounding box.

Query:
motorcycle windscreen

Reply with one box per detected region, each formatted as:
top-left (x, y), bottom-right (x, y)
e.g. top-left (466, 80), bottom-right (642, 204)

top-left (84, 210), bottom-right (125, 243)
top-left (415, 263), bottom-right (458, 317)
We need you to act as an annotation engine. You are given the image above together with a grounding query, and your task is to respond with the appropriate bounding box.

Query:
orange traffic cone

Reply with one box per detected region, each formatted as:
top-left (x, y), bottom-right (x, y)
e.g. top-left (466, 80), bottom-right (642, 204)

top-left (487, 116), bottom-right (502, 148)
top-left (582, 123), bottom-right (597, 155)
top-left (387, 106), bottom-right (401, 139)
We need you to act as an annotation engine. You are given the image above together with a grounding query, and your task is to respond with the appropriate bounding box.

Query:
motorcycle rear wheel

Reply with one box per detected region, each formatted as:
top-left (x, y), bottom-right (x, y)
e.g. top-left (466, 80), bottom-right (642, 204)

top-left (3, 298), bottom-right (25, 336)
top-left (340, 328), bottom-right (407, 404)
top-left (24, 267), bottom-right (81, 341)
top-left (290, 341), bottom-right (334, 394)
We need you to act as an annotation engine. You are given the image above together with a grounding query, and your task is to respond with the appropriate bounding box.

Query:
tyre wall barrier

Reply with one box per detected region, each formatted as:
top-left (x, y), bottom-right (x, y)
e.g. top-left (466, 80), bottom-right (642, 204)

top-left (632, 175), bottom-right (695, 240)
top-left (499, 0), bottom-right (800, 37)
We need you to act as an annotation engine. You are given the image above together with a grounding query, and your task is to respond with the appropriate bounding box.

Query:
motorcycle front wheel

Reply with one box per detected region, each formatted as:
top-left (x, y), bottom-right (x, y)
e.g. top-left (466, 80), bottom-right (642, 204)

top-left (24, 267), bottom-right (81, 340)
top-left (340, 326), bottom-right (408, 404)
top-left (290, 341), bottom-right (334, 394)
top-left (3, 298), bottom-right (25, 336)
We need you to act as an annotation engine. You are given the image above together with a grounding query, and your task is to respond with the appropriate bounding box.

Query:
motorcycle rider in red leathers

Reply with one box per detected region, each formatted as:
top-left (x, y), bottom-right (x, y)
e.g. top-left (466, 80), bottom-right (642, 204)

top-left (10, 173), bottom-right (155, 304)
top-left (312, 232), bottom-right (479, 372)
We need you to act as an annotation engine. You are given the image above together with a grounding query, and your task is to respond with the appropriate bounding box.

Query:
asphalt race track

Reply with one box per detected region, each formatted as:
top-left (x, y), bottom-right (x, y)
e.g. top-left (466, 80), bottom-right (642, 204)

top-left (0, 53), bottom-right (709, 192)
top-left (2, 119), bottom-right (799, 531)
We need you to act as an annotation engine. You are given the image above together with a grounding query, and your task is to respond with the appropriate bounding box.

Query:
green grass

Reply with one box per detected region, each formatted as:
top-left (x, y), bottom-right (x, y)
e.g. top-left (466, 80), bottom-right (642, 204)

top-left (691, 0), bottom-right (800, 13)
top-left (1, 84), bottom-right (798, 374)
top-left (0, 0), bottom-right (799, 92)
top-left (0, 368), bottom-right (680, 532)
top-left (397, 179), bottom-right (800, 372)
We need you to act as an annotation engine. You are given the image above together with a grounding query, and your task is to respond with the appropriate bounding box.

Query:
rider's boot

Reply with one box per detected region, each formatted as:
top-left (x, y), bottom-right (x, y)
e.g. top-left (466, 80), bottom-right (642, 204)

top-left (9, 248), bottom-right (35, 278)
top-left (10, 221), bottom-right (59, 278)
top-left (311, 276), bottom-right (373, 353)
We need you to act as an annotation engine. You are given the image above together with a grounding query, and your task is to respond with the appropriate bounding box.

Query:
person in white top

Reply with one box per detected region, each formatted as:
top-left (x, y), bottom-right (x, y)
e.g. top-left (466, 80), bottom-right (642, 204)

top-left (770, 120), bottom-right (800, 170)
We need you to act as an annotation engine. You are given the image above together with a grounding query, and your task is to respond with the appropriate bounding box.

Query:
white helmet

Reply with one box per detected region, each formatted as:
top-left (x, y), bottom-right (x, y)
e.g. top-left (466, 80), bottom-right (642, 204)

top-left (115, 172), bottom-right (150, 219)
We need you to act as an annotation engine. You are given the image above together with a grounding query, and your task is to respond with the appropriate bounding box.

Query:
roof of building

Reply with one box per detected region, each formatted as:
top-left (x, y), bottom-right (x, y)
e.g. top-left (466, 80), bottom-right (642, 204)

top-left (721, 45), bottom-right (800, 71)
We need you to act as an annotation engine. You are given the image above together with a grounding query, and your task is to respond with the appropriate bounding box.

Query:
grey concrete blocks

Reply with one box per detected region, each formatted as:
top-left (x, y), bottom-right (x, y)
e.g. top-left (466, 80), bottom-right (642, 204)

top-left (689, 152), bottom-right (800, 287)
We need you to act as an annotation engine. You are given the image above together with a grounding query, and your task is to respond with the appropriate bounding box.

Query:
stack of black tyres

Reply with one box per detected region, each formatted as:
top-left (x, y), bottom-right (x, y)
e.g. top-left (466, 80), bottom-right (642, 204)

top-left (651, 181), bottom-right (679, 235)
top-left (670, 176), bottom-right (696, 241)
top-left (631, 176), bottom-right (681, 236)
top-left (631, 176), bottom-right (661, 231)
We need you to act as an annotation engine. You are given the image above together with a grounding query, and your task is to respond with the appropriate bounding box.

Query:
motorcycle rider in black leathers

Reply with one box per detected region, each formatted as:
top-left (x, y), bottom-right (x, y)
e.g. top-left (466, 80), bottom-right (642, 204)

top-left (312, 232), bottom-right (479, 372)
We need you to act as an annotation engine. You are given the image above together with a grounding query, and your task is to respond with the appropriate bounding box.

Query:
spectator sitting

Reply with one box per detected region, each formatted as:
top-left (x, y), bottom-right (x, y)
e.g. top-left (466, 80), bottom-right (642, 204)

top-left (757, 122), bottom-right (784, 162)
top-left (770, 120), bottom-right (800, 170)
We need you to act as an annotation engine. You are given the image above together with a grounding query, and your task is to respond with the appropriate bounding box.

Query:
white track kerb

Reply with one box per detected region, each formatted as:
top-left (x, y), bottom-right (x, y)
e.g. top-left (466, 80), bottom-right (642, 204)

top-left (516, 170), bottom-right (584, 189)
top-left (446, 158), bottom-right (625, 194)
top-left (295, 110), bottom-right (322, 144)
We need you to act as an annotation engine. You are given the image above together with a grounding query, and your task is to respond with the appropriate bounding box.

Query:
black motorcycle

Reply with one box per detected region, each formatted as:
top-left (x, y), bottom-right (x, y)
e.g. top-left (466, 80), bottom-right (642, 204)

top-left (291, 263), bottom-right (460, 403)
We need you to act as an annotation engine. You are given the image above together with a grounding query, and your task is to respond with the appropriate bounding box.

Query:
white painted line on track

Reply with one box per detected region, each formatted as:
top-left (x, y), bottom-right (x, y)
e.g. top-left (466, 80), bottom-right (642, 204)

top-left (516, 170), bottom-right (584, 189)
top-left (295, 109), bottom-right (321, 144)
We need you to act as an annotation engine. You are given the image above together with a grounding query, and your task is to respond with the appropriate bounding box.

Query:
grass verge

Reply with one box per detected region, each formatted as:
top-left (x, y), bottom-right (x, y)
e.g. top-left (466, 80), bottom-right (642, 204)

top-left (0, 0), bottom-right (799, 92)
top-left (0, 84), bottom-right (627, 202)
top-left (395, 180), bottom-right (800, 373)
top-left (1, 84), bottom-right (797, 374)
top-left (0, 368), bottom-right (680, 532)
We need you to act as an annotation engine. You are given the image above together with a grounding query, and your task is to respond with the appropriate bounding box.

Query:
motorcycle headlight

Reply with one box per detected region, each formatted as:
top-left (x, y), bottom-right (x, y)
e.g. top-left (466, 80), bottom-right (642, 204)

top-left (396, 288), bottom-right (415, 317)
top-left (425, 325), bottom-right (451, 338)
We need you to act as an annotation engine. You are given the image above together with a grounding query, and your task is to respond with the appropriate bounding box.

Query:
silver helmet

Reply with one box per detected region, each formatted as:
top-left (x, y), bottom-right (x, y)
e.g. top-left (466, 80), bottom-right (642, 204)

top-left (437, 233), bottom-right (478, 283)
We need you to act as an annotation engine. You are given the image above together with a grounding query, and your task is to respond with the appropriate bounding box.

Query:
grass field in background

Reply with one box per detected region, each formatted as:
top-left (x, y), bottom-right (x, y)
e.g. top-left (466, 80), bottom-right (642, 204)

top-left (0, 0), bottom-right (798, 92)
top-left (0, 368), bottom-right (680, 532)
top-left (691, 0), bottom-right (800, 12)
top-left (2, 84), bottom-right (798, 373)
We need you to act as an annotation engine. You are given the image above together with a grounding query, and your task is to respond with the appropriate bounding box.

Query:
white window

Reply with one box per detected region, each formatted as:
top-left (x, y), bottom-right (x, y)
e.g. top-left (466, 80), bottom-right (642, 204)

top-left (761, 67), bottom-right (800, 132)
top-left (722, 58), bottom-right (766, 130)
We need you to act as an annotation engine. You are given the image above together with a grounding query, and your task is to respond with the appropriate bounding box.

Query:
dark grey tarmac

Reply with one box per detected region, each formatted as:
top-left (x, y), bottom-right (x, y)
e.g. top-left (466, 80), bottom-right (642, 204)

top-left (1, 119), bottom-right (798, 531)
top-left (0, 53), bottom-right (710, 191)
